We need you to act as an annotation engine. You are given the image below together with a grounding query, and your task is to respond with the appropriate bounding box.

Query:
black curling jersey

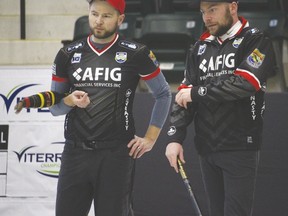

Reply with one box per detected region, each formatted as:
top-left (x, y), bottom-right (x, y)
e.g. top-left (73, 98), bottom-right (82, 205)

top-left (167, 17), bottom-right (278, 155)
top-left (52, 34), bottom-right (160, 142)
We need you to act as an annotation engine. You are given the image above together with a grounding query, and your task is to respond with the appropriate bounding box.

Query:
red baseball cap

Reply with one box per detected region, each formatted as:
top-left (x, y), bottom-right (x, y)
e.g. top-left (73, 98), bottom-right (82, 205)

top-left (87, 0), bottom-right (126, 14)
top-left (106, 0), bottom-right (126, 14)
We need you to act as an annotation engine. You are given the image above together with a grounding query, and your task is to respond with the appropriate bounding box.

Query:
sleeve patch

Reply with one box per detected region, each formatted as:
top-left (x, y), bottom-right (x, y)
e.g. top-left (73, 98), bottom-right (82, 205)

top-left (119, 40), bottom-right (139, 50)
top-left (65, 41), bottom-right (85, 53)
top-left (167, 126), bottom-right (176, 136)
top-left (148, 51), bottom-right (160, 67)
top-left (246, 48), bottom-right (265, 69)
top-left (52, 63), bottom-right (56, 75)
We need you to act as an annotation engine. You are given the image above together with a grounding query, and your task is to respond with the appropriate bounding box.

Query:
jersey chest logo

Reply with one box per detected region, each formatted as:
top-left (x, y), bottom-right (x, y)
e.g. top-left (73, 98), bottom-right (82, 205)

top-left (73, 67), bottom-right (122, 82)
top-left (199, 53), bottom-right (235, 73)
top-left (71, 53), bottom-right (82, 64)
top-left (115, 52), bottom-right (127, 63)
top-left (232, 37), bottom-right (244, 48)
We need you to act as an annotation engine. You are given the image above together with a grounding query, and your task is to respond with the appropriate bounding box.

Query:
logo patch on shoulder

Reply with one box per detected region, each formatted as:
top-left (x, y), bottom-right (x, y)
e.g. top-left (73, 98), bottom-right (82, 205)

top-left (66, 42), bottom-right (84, 53)
top-left (148, 51), bottom-right (159, 67)
top-left (119, 41), bottom-right (138, 50)
top-left (233, 37), bottom-right (244, 48)
top-left (247, 49), bottom-right (265, 68)
top-left (115, 52), bottom-right (127, 63)
top-left (71, 53), bottom-right (82, 64)
top-left (249, 28), bottom-right (260, 35)
top-left (198, 44), bottom-right (207, 55)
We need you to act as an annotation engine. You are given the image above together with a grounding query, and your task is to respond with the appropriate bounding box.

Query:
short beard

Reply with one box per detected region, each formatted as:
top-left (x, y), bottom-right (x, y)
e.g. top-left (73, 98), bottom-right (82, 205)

top-left (90, 22), bottom-right (118, 40)
top-left (93, 29), bottom-right (116, 40)
top-left (213, 7), bottom-right (234, 37)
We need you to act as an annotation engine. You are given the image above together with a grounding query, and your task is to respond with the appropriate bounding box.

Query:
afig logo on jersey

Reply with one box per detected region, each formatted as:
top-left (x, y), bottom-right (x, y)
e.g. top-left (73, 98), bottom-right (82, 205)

top-left (0, 84), bottom-right (39, 113)
top-left (73, 67), bottom-right (122, 82)
top-left (199, 53), bottom-right (235, 73)
top-left (13, 142), bottom-right (64, 178)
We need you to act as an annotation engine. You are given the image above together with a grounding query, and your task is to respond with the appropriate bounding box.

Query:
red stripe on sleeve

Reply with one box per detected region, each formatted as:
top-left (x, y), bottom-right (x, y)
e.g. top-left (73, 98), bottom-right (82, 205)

top-left (177, 84), bottom-right (193, 91)
top-left (234, 69), bottom-right (261, 91)
top-left (52, 75), bottom-right (69, 83)
top-left (140, 68), bottom-right (161, 81)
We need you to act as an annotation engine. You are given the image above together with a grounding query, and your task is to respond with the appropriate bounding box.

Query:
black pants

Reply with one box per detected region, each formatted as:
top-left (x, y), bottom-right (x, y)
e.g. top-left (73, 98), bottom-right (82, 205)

top-left (56, 141), bottom-right (135, 216)
top-left (199, 150), bottom-right (260, 216)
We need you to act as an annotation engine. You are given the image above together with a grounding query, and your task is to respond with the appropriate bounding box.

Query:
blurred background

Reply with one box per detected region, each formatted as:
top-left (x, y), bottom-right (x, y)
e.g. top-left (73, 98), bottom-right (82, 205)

top-left (0, 0), bottom-right (287, 91)
top-left (0, 0), bottom-right (288, 216)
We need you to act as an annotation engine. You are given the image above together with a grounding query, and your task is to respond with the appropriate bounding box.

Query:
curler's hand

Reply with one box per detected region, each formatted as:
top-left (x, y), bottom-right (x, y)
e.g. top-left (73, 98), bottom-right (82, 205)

top-left (14, 100), bottom-right (24, 114)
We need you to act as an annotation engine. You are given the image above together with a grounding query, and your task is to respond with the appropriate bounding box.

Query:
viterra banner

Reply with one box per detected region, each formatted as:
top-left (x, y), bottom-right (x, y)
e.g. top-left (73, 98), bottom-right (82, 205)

top-left (6, 122), bottom-right (64, 197)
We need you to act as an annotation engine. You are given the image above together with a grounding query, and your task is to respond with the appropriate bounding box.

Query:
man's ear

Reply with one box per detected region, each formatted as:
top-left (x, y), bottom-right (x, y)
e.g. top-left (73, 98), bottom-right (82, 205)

top-left (230, 2), bottom-right (238, 16)
top-left (118, 14), bottom-right (125, 26)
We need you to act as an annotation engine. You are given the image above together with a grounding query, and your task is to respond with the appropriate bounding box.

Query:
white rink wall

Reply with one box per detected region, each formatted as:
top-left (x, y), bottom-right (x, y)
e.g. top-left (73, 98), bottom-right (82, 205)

top-left (0, 0), bottom-right (88, 65)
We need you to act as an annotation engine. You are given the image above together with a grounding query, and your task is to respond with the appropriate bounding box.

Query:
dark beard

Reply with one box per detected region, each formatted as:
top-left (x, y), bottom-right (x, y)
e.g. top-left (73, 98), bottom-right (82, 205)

top-left (90, 21), bottom-right (118, 40)
top-left (93, 28), bottom-right (116, 39)
top-left (213, 8), bottom-right (234, 37)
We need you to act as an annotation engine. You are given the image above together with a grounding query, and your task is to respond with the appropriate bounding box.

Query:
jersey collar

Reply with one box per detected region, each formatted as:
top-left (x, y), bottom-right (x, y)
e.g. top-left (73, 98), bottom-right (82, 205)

top-left (87, 33), bottom-right (119, 56)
